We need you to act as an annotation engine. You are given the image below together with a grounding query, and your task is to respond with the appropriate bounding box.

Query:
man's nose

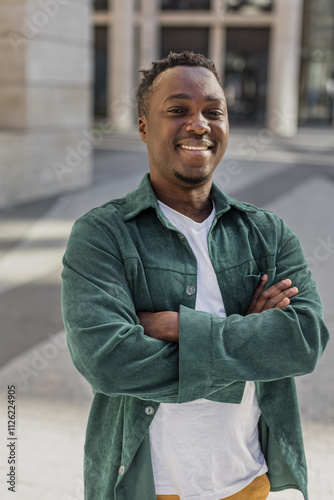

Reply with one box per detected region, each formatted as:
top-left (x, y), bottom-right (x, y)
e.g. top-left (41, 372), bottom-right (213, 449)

top-left (185, 113), bottom-right (211, 135)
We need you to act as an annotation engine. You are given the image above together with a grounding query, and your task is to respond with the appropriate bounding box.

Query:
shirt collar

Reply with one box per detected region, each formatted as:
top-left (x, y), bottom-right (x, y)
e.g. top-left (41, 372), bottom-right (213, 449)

top-left (123, 173), bottom-right (257, 222)
top-left (210, 181), bottom-right (257, 215)
top-left (123, 174), bottom-right (160, 221)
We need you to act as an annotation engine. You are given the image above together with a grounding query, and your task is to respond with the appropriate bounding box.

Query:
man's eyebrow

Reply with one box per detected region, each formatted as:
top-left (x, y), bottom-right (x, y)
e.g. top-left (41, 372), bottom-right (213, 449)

top-left (163, 93), bottom-right (225, 104)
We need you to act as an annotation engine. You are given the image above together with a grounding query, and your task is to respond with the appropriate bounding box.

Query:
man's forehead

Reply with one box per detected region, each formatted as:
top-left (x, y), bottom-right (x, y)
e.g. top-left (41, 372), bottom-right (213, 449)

top-left (153, 65), bottom-right (224, 97)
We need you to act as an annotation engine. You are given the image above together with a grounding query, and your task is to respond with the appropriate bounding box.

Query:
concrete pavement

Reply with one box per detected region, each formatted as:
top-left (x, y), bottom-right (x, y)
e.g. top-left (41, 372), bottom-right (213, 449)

top-left (0, 127), bottom-right (333, 499)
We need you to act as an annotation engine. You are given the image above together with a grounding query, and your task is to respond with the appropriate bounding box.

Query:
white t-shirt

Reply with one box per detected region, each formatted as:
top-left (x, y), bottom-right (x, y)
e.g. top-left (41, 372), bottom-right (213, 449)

top-left (149, 200), bottom-right (267, 500)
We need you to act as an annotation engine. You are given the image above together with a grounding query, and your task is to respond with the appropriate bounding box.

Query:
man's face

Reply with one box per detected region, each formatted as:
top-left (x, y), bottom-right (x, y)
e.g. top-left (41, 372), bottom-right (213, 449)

top-left (138, 65), bottom-right (229, 190)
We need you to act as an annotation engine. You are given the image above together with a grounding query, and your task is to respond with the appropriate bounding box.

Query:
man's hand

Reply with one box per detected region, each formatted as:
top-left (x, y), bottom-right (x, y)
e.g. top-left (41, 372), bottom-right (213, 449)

top-left (137, 311), bottom-right (179, 343)
top-left (246, 274), bottom-right (298, 315)
top-left (138, 275), bottom-right (298, 341)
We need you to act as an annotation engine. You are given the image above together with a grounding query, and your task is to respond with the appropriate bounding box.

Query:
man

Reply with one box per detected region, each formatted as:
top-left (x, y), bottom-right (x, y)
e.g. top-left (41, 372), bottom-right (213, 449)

top-left (61, 51), bottom-right (329, 500)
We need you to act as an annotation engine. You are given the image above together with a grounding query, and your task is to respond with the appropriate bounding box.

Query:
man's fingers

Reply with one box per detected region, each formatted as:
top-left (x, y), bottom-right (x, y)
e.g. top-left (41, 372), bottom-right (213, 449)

top-left (262, 286), bottom-right (298, 311)
top-left (247, 274), bottom-right (268, 305)
top-left (257, 279), bottom-right (294, 310)
top-left (246, 275), bottom-right (298, 315)
top-left (262, 278), bottom-right (292, 299)
top-left (254, 274), bottom-right (268, 298)
top-left (270, 297), bottom-right (290, 311)
top-left (245, 274), bottom-right (268, 315)
top-left (249, 277), bottom-right (291, 312)
top-left (280, 297), bottom-right (291, 310)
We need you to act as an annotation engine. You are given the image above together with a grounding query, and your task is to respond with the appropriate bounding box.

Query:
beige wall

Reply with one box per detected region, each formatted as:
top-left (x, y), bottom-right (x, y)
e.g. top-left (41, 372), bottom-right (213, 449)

top-left (0, 0), bottom-right (93, 208)
top-left (267, 0), bottom-right (304, 136)
top-left (0, 1), bottom-right (306, 207)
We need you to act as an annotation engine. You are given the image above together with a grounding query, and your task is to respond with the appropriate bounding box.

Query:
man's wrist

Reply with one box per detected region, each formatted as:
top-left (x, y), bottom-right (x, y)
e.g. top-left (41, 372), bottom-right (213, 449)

top-left (138, 311), bottom-right (179, 343)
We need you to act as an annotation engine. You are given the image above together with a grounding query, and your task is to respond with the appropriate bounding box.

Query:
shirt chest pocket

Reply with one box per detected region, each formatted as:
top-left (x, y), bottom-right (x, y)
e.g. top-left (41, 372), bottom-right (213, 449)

top-left (243, 266), bottom-right (277, 307)
top-left (124, 258), bottom-right (197, 313)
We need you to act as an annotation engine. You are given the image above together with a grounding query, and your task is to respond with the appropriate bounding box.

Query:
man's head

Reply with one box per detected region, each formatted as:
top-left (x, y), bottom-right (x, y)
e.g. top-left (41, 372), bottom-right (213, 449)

top-left (137, 51), bottom-right (229, 192)
top-left (136, 51), bottom-right (222, 119)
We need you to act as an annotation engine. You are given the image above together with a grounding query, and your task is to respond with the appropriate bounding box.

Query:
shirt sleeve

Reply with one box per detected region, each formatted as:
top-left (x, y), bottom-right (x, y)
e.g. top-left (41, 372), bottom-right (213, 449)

top-left (61, 214), bottom-right (180, 403)
top-left (178, 219), bottom-right (330, 403)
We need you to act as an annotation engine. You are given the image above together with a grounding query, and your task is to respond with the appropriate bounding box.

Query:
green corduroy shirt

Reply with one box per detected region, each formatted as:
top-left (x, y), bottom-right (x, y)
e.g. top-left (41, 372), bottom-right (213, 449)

top-left (62, 174), bottom-right (329, 500)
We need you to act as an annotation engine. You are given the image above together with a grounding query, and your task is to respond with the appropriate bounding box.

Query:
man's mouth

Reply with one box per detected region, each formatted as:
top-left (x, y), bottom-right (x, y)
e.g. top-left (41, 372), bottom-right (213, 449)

top-left (177, 140), bottom-right (215, 155)
top-left (178, 145), bottom-right (212, 151)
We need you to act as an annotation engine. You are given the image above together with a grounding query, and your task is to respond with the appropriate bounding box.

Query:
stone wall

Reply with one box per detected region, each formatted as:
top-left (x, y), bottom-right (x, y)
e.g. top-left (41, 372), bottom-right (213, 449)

top-left (0, 0), bottom-right (93, 208)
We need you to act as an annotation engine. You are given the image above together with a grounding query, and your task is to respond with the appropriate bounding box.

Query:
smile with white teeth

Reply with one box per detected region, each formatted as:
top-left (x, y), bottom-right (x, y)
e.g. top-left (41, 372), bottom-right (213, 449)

top-left (178, 145), bottom-right (211, 151)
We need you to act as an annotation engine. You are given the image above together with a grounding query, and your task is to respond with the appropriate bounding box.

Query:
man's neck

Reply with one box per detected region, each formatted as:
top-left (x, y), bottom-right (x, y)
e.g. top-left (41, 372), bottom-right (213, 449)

top-left (152, 180), bottom-right (213, 223)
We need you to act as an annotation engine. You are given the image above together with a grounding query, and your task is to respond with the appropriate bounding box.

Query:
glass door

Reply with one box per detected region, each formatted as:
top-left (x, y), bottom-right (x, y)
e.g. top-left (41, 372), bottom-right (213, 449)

top-left (224, 27), bottom-right (270, 125)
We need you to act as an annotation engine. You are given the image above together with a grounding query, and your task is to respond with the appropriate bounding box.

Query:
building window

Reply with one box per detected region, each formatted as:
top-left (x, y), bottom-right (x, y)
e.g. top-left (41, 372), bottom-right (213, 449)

top-left (226, 0), bottom-right (274, 13)
top-left (161, 0), bottom-right (211, 10)
top-left (161, 27), bottom-right (209, 58)
top-left (224, 27), bottom-right (270, 124)
top-left (94, 27), bottom-right (108, 118)
top-left (93, 0), bottom-right (109, 11)
top-left (299, 0), bottom-right (334, 124)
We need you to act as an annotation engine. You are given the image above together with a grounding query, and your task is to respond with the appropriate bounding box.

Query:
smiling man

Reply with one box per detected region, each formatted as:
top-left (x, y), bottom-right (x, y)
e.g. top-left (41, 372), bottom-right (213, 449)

top-left (139, 65), bottom-right (228, 190)
top-left (61, 52), bottom-right (329, 500)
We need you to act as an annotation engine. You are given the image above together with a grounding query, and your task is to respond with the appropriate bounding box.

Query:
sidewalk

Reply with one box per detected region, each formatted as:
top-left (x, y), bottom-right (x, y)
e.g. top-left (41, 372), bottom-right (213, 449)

top-left (0, 127), bottom-right (333, 499)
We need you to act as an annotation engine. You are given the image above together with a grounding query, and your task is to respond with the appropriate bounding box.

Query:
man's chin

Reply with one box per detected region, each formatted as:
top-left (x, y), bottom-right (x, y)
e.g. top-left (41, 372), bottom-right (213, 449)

top-left (174, 171), bottom-right (210, 186)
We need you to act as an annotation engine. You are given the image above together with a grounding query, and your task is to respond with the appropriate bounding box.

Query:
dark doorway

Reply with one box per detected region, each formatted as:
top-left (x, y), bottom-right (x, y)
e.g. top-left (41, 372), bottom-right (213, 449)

top-left (224, 27), bottom-right (270, 125)
top-left (93, 0), bottom-right (109, 11)
top-left (94, 26), bottom-right (108, 119)
top-left (161, 27), bottom-right (209, 59)
top-left (161, 0), bottom-right (211, 9)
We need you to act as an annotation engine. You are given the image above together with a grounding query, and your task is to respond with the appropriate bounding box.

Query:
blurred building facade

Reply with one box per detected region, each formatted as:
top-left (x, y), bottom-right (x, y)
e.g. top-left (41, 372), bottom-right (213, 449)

top-left (0, 1), bottom-right (333, 208)
top-left (0, 0), bottom-right (92, 209)
top-left (93, 0), bottom-right (334, 134)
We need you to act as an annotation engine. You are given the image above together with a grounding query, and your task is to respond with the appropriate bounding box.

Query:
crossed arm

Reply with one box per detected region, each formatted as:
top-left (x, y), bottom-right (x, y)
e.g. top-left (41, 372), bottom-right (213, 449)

top-left (138, 275), bottom-right (299, 344)
top-left (63, 213), bottom-right (329, 400)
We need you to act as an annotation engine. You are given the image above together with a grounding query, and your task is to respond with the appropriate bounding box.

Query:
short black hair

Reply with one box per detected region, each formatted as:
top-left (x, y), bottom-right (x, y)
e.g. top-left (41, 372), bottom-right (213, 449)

top-left (136, 51), bottom-right (222, 117)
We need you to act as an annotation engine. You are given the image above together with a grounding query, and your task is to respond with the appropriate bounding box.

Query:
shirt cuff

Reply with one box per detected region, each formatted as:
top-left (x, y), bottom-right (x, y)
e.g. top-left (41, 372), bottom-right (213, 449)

top-left (177, 304), bottom-right (214, 403)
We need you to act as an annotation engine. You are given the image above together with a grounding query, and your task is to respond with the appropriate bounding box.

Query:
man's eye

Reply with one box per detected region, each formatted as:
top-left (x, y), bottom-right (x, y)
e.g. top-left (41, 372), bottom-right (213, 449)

top-left (167, 108), bottom-right (184, 114)
top-left (208, 110), bottom-right (224, 117)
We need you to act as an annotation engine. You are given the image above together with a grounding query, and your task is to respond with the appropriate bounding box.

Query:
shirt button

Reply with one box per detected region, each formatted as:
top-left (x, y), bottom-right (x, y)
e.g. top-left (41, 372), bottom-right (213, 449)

top-left (186, 285), bottom-right (196, 295)
top-left (145, 405), bottom-right (155, 416)
top-left (177, 233), bottom-right (185, 240)
top-left (118, 465), bottom-right (125, 475)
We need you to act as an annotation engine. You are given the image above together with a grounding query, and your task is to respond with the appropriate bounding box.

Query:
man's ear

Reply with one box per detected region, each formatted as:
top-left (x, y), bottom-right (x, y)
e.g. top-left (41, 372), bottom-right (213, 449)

top-left (138, 116), bottom-right (147, 143)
